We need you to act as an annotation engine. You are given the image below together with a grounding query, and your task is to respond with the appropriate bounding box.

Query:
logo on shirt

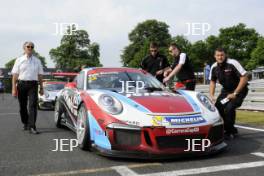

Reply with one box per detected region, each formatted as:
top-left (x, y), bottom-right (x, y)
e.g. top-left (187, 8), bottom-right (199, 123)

top-left (224, 69), bottom-right (232, 72)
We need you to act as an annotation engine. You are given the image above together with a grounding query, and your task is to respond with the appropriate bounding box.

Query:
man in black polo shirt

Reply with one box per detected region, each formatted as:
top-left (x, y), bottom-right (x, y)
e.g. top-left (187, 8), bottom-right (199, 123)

top-left (209, 48), bottom-right (248, 139)
top-left (163, 43), bottom-right (196, 90)
top-left (141, 42), bottom-right (170, 83)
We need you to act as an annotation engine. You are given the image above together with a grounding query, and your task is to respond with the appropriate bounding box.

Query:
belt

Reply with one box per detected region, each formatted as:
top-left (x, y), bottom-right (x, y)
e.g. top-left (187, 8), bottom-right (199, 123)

top-left (18, 80), bottom-right (38, 83)
top-left (178, 79), bottom-right (195, 84)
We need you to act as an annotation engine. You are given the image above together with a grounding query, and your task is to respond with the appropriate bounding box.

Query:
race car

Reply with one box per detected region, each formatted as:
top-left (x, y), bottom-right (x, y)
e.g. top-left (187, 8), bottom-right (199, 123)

top-left (38, 72), bottom-right (78, 110)
top-left (38, 81), bottom-right (66, 110)
top-left (55, 67), bottom-right (227, 159)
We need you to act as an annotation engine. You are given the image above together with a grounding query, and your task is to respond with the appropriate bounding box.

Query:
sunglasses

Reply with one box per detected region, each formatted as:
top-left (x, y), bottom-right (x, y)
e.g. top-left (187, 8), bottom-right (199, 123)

top-left (26, 45), bottom-right (34, 49)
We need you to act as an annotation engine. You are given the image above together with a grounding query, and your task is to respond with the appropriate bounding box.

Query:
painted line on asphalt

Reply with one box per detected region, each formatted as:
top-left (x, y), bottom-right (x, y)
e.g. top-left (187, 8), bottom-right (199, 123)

top-left (141, 161), bottom-right (264, 176)
top-left (252, 152), bottom-right (264, 158)
top-left (112, 166), bottom-right (138, 176)
top-left (31, 163), bottom-right (162, 176)
top-left (235, 124), bottom-right (264, 132)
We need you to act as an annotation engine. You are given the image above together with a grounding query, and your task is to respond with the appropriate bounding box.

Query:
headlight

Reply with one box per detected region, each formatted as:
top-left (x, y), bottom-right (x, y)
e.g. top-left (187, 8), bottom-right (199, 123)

top-left (98, 94), bottom-right (123, 115)
top-left (197, 93), bottom-right (216, 112)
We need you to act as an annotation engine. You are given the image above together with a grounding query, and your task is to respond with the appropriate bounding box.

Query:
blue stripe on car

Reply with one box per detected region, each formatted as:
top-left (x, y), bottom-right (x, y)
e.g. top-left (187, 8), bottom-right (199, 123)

top-left (88, 111), bottom-right (111, 150)
top-left (177, 90), bottom-right (201, 112)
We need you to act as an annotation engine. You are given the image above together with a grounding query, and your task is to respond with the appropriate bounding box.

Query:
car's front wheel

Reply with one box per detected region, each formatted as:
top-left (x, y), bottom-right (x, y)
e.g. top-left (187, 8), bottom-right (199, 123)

top-left (77, 104), bottom-right (91, 150)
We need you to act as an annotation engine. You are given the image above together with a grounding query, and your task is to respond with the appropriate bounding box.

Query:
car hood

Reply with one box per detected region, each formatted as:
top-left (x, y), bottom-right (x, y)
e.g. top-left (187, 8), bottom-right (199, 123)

top-left (129, 94), bottom-right (194, 113)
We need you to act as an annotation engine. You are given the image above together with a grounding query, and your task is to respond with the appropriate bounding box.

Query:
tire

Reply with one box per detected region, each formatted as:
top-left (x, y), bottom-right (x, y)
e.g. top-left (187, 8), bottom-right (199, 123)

top-left (76, 104), bottom-right (91, 150)
top-left (54, 100), bottom-right (63, 128)
top-left (38, 102), bottom-right (42, 110)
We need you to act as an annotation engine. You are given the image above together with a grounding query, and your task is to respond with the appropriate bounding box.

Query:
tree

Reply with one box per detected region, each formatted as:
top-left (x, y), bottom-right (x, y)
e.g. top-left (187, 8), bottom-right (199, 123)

top-left (170, 35), bottom-right (192, 53)
top-left (205, 35), bottom-right (222, 65)
top-left (121, 19), bottom-right (171, 67)
top-left (5, 51), bottom-right (47, 69)
top-left (218, 23), bottom-right (259, 67)
top-left (50, 25), bottom-right (102, 71)
top-left (247, 37), bottom-right (264, 70)
top-left (188, 40), bottom-right (210, 71)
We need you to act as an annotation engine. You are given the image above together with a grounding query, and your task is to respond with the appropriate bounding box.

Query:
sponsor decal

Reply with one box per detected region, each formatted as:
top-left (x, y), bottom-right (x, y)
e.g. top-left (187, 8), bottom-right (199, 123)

top-left (165, 115), bottom-right (206, 125)
top-left (126, 92), bottom-right (178, 97)
top-left (94, 128), bottom-right (104, 136)
top-left (152, 115), bottom-right (205, 126)
top-left (166, 127), bottom-right (199, 135)
top-left (152, 116), bottom-right (166, 126)
top-left (62, 90), bottom-right (81, 116)
top-left (88, 75), bottom-right (97, 81)
top-left (124, 120), bottom-right (140, 126)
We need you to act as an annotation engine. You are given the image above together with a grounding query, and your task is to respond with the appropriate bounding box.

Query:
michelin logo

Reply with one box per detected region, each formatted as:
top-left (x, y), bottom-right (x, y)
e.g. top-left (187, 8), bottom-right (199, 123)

top-left (165, 115), bottom-right (206, 125)
top-left (152, 115), bottom-right (206, 126)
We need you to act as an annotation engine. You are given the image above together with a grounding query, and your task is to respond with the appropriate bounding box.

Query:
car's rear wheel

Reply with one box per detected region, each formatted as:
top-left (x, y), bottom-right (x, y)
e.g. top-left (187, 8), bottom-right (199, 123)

top-left (77, 104), bottom-right (91, 150)
top-left (54, 100), bottom-right (62, 128)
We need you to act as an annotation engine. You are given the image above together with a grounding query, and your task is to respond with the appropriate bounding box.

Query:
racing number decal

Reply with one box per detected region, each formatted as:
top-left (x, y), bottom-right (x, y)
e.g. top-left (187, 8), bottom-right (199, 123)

top-left (63, 89), bottom-right (81, 117)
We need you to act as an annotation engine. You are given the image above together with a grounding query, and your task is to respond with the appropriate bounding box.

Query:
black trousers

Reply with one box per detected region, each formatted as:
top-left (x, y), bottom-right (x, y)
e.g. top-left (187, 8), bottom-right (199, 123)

top-left (17, 81), bottom-right (38, 128)
top-left (215, 88), bottom-right (248, 134)
top-left (185, 81), bottom-right (196, 91)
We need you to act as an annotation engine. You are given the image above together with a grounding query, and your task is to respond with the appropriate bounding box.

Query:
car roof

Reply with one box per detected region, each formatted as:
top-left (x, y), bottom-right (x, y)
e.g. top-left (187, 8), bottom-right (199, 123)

top-left (82, 67), bottom-right (146, 74)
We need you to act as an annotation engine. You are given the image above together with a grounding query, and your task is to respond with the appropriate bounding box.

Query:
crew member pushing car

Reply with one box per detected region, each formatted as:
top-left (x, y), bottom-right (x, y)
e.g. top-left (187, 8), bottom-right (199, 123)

top-left (209, 48), bottom-right (248, 139)
top-left (163, 43), bottom-right (196, 90)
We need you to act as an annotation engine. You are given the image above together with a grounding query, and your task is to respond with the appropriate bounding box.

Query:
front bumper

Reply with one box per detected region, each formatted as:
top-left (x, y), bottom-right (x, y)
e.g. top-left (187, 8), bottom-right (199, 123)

top-left (93, 124), bottom-right (227, 159)
top-left (93, 141), bottom-right (227, 159)
top-left (38, 99), bottom-right (55, 109)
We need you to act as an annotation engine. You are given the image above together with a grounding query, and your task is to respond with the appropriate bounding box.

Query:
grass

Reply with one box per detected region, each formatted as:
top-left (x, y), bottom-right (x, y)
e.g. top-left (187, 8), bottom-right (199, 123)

top-left (236, 110), bottom-right (264, 127)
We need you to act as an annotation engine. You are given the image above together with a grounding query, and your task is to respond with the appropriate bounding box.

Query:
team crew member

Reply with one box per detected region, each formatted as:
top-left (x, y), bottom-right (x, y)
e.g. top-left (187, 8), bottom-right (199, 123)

top-left (11, 41), bottom-right (44, 134)
top-left (141, 42), bottom-right (170, 83)
top-left (209, 48), bottom-right (248, 139)
top-left (163, 43), bottom-right (196, 90)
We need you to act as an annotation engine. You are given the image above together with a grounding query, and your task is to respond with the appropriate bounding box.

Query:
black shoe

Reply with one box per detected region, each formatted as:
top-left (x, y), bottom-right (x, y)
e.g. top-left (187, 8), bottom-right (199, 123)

top-left (29, 128), bottom-right (40, 134)
top-left (23, 124), bottom-right (29, 131)
top-left (224, 132), bottom-right (237, 140)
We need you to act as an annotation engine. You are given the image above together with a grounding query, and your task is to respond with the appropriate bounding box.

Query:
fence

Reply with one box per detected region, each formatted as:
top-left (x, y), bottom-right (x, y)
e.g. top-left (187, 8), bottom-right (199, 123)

top-left (195, 79), bottom-right (264, 111)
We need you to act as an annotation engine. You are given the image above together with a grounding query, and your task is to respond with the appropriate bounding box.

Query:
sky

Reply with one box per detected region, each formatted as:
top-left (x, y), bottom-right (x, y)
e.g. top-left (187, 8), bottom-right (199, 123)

top-left (0, 0), bottom-right (263, 68)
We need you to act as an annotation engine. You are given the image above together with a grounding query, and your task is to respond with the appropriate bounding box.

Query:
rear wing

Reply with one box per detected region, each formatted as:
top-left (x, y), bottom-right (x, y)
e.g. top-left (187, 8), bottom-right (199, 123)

top-left (51, 72), bottom-right (78, 82)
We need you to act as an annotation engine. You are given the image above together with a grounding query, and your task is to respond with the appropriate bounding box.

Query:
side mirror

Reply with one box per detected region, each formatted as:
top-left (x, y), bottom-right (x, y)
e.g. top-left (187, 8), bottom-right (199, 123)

top-left (65, 82), bottom-right (77, 88)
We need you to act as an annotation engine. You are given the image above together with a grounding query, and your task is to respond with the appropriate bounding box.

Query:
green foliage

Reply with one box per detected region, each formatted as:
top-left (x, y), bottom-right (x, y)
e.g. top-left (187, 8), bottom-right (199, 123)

top-left (218, 23), bottom-right (259, 67)
top-left (5, 59), bottom-right (16, 69)
top-left (171, 35), bottom-right (191, 53)
top-left (50, 25), bottom-right (102, 71)
top-left (188, 40), bottom-right (209, 71)
top-left (247, 37), bottom-right (264, 70)
top-left (121, 19), bottom-right (171, 67)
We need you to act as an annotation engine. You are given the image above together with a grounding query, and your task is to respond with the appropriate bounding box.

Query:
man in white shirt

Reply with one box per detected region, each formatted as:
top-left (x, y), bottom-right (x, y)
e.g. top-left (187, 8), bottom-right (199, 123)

top-left (11, 41), bottom-right (44, 134)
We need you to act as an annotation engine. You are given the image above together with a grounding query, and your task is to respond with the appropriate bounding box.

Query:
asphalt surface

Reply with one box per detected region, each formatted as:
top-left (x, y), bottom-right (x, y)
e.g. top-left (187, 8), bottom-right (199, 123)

top-left (0, 93), bottom-right (264, 176)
